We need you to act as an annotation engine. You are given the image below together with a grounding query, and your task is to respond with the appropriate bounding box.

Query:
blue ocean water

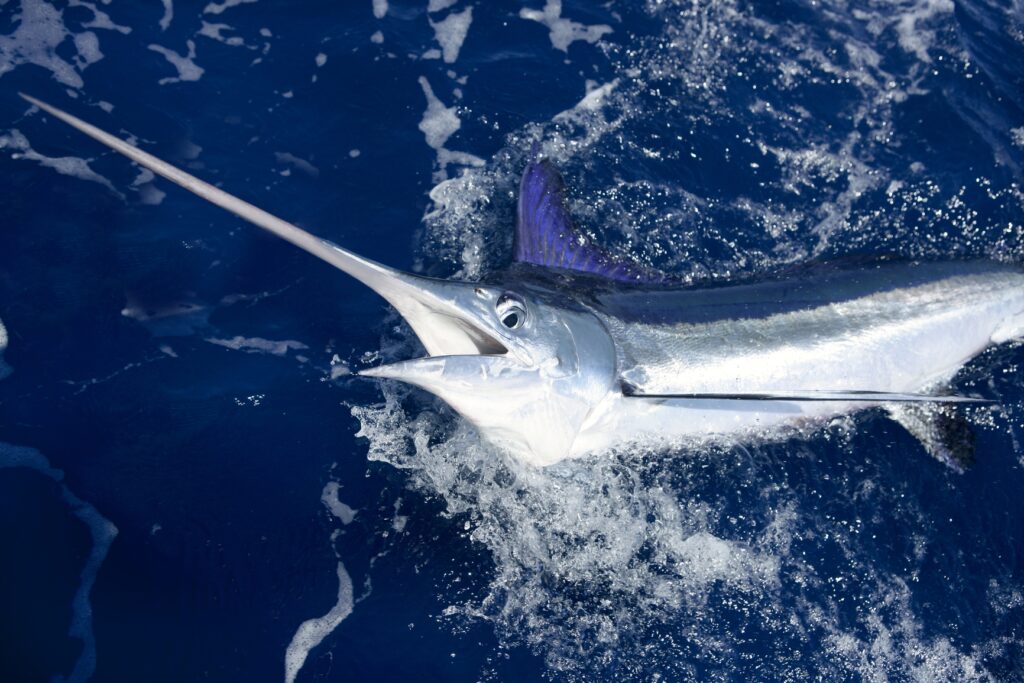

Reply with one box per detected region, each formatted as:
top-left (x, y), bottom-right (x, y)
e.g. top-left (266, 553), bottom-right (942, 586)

top-left (1, 0), bottom-right (1023, 681)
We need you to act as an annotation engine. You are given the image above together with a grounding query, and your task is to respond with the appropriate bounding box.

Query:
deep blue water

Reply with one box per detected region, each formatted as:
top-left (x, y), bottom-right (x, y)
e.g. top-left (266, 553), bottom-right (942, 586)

top-left (1, 0), bottom-right (1024, 681)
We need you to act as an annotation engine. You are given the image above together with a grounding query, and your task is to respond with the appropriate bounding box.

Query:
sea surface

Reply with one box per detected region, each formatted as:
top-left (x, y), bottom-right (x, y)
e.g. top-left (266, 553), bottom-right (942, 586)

top-left (1, 0), bottom-right (1023, 681)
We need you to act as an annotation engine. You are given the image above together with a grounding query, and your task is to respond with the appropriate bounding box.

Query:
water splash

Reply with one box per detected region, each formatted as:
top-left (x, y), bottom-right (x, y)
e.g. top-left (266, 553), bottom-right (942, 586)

top-left (352, 0), bottom-right (1024, 678)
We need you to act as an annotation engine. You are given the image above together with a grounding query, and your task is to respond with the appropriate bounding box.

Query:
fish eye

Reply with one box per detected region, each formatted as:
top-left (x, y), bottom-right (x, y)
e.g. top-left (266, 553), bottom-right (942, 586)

top-left (496, 294), bottom-right (527, 330)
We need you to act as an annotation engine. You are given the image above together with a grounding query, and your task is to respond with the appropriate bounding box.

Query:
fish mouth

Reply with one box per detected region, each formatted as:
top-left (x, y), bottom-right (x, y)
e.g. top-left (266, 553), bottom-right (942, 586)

top-left (392, 307), bottom-right (508, 358)
top-left (355, 315), bottom-right (510, 388)
top-left (352, 266), bottom-right (526, 393)
top-left (330, 245), bottom-right (508, 367)
top-left (357, 353), bottom-right (515, 384)
top-left (337, 252), bottom-right (519, 388)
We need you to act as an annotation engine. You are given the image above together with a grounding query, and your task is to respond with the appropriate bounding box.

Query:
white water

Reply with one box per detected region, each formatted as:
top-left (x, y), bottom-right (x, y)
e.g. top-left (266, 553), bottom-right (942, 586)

top-left (159, 0), bottom-right (174, 31)
top-left (205, 335), bottom-right (309, 357)
top-left (417, 75), bottom-right (484, 181)
top-left (0, 436), bottom-right (118, 683)
top-left (430, 6), bottom-right (473, 64)
top-left (0, 128), bottom-right (123, 199)
top-left (0, 0), bottom-right (126, 88)
top-left (148, 40), bottom-right (204, 85)
top-left (284, 483), bottom-right (360, 683)
top-left (0, 319), bottom-right (9, 381)
top-left (520, 0), bottom-right (613, 53)
top-left (283, 562), bottom-right (354, 683)
top-left (204, 0), bottom-right (258, 15)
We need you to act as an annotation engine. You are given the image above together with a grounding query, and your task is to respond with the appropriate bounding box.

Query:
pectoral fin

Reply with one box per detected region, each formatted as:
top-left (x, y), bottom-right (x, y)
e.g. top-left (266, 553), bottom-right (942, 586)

top-left (886, 403), bottom-right (975, 473)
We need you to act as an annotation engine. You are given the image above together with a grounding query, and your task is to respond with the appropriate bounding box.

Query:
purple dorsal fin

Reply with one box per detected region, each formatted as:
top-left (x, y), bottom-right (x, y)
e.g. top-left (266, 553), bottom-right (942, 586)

top-left (514, 158), bottom-right (660, 283)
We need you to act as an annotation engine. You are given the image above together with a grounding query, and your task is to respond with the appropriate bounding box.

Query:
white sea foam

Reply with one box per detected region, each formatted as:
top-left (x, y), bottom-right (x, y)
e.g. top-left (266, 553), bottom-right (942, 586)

top-left (1011, 127), bottom-right (1024, 149)
top-left (354, 373), bottom-right (1013, 678)
top-left (428, 0), bottom-right (458, 12)
top-left (197, 22), bottom-right (245, 47)
top-left (131, 168), bottom-right (166, 205)
top-left (893, 0), bottom-right (954, 63)
top-left (68, 0), bottom-right (131, 35)
top-left (0, 319), bottom-right (10, 380)
top-left (148, 40), bottom-right (204, 85)
top-left (0, 0), bottom-right (81, 87)
top-left (284, 561), bottom-right (354, 683)
top-left (430, 7), bottom-right (473, 64)
top-left (121, 294), bottom-right (210, 337)
top-left (519, 0), bottom-right (612, 53)
top-left (0, 128), bottom-right (123, 199)
top-left (418, 78), bottom-right (458, 151)
top-left (372, 0), bottom-right (388, 19)
top-left (206, 336), bottom-right (309, 356)
top-left (0, 0), bottom-right (123, 88)
top-left (71, 31), bottom-right (102, 70)
top-left (370, 30), bottom-right (383, 44)
top-left (0, 442), bottom-right (118, 683)
top-left (204, 0), bottom-right (258, 15)
top-left (321, 481), bottom-right (357, 525)
top-left (275, 151), bottom-right (319, 177)
top-left (329, 357), bottom-right (351, 379)
top-left (824, 576), bottom-right (994, 681)
top-left (135, 183), bottom-right (166, 205)
top-left (122, 297), bottom-right (205, 323)
top-left (417, 76), bottom-right (483, 181)
top-left (159, 0), bottom-right (174, 30)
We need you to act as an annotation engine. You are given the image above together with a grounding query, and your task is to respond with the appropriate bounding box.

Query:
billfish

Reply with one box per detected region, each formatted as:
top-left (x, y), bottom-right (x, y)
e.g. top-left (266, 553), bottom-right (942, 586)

top-left (20, 94), bottom-right (1024, 469)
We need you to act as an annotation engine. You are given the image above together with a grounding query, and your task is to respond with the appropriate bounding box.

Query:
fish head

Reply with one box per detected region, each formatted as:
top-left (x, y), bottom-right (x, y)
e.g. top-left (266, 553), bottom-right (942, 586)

top-left (15, 94), bottom-right (621, 466)
top-left (360, 275), bottom-right (618, 466)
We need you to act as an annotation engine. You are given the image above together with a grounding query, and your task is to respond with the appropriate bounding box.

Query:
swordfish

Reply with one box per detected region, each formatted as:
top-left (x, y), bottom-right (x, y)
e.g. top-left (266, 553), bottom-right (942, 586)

top-left (20, 94), bottom-right (1024, 468)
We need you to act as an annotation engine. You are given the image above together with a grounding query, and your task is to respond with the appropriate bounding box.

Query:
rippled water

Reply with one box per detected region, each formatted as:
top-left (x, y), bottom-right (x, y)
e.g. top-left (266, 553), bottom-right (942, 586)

top-left (1, 0), bottom-right (1023, 681)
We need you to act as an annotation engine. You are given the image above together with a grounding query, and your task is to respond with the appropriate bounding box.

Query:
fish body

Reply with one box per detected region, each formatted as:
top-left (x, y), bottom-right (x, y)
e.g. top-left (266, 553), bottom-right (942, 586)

top-left (20, 93), bottom-right (1023, 467)
top-left (418, 260), bottom-right (1021, 464)
top-left (577, 261), bottom-right (1024, 457)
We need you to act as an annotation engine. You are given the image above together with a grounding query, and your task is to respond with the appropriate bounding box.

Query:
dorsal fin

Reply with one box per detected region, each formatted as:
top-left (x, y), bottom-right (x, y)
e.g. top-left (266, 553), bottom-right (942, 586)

top-left (515, 158), bottom-right (660, 283)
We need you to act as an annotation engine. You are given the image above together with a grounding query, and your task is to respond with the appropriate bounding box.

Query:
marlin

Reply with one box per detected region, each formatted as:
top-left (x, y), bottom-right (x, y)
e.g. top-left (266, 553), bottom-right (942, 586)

top-left (20, 94), bottom-right (1024, 469)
